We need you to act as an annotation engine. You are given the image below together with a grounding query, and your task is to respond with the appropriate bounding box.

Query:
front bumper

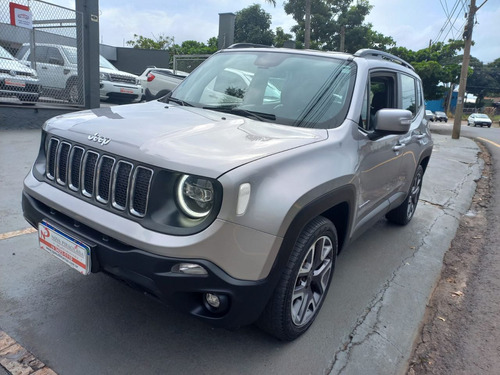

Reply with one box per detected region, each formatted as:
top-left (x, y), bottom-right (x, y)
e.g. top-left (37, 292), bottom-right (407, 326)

top-left (100, 81), bottom-right (143, 101)
top-left (22, 190), bottom-right (279, 328)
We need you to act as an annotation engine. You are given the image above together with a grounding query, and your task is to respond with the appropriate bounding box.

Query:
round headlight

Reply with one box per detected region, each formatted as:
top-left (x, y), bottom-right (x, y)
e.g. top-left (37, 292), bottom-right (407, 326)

top-left (176, 174), bottom-right (214, 219)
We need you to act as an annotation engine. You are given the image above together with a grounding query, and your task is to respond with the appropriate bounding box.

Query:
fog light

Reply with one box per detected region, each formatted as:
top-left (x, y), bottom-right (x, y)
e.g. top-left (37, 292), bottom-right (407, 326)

top-left (171, 263), bottom-right (208, 275)
top-left (205, 293), bottom-right (220, 308)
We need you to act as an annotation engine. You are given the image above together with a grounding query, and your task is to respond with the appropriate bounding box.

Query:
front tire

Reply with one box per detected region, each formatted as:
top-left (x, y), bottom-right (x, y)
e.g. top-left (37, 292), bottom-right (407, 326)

top-left (257, 216), bottom-right (337, 341)
top-left (386, 165), bottom-right (424, 225)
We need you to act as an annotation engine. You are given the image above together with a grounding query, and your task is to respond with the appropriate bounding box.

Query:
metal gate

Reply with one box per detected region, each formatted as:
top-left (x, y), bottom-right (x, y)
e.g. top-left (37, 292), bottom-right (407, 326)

top-left (0, 0), bottom-right (85, 106)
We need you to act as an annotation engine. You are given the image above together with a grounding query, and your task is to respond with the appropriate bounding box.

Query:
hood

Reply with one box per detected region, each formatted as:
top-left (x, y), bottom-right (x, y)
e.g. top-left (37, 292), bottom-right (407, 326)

top-left (44, 101), bottom-right (327, 178)
top-left (0, 58), bottom-right (37, 76)
top-left (100, 66), bottom-right (138, 78)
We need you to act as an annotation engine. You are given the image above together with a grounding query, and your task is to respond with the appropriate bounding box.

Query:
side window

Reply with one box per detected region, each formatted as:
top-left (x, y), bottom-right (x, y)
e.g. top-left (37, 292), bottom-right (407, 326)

top-left (361, 72), bottom-right (396, 131)
top-left (400, 74), bottom-right (416, 116)
top-left (47, 47), bottom-right (64, 66)
top-left (416, 79), bottom-right (423, 111)
top-left (28, 46), bottom-right (48, 63)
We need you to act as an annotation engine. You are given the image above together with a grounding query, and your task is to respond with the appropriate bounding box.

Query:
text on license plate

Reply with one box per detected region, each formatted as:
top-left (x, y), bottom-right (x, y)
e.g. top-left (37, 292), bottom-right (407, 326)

top-left (5, 79), bottom-right (26, 88)
top-left (38, 221), bottom-right (91, 275)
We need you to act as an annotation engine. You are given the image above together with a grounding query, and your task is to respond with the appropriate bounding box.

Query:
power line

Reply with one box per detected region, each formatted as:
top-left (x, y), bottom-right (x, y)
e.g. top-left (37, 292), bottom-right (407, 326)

top-left (433, 0), bottom-right (466, 44)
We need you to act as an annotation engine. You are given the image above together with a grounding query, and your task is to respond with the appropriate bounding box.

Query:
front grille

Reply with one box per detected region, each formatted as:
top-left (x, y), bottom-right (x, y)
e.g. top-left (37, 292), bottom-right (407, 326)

top-left (46, 137), bottom-right (153, 218)
top-left (0, 69), bottom-right (34, 77)
top-left (109, 73), bottom-right (137, 85)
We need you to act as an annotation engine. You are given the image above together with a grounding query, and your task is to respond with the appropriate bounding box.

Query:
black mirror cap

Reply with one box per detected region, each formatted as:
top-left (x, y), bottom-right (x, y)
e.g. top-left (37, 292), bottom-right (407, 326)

top-left (373, 109), bottom-right (412, 134)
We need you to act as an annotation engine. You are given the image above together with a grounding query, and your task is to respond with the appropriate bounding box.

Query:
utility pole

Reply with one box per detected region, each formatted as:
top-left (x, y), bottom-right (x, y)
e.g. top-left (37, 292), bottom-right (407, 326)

top-left (452, 0), bottom-right (476, 139)
top-left (340, 26), bottom-right (345, 52)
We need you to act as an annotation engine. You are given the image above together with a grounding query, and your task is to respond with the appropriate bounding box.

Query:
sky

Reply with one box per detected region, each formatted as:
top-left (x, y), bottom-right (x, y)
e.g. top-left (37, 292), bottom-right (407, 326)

top-left (48, 0), bottom-right (500, 63)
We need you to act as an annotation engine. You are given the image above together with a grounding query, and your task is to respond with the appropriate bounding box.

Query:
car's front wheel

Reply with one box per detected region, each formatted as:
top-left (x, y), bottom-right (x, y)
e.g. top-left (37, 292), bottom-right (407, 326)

top-left (386, 165), bottom-right (424, 225)
top-left (257, 216), bottom-right (337, 341)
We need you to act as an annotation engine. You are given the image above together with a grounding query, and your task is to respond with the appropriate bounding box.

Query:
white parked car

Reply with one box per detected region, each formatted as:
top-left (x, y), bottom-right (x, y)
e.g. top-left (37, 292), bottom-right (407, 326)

top-left (138, 67), bottom-right (188, 101)
top-left (16, 43), bottom-right (142, 103)
top-left (0, 45), bottom-right (40, 103)
top-left (467, 113), bottom-right (492, 127)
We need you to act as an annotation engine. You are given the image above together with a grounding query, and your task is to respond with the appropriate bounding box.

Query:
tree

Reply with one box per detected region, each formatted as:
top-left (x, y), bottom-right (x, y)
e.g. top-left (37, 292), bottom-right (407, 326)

top-left (389, 41), bottom-right (466, 101)
top-left (466, 57), bottom-right (500, 107)
top-left (284, 0), bottom-right (395, 52)
top-left (274, 27), bottom-right (294, 47)
top-left (234, 4), bottom-right (275, 46)
top-left (126, 33), bottom-right (174, 50)
top-left (171, 38), bottom-right (218, 55)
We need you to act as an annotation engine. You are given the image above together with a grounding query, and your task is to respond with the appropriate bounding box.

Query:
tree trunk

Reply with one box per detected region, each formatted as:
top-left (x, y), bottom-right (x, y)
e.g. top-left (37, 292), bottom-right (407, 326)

top-left (305, 0), bottom-right (311, 49)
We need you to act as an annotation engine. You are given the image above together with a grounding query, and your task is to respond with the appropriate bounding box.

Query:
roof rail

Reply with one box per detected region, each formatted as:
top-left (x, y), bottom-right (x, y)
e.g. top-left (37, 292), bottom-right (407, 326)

top-left (354, 49), bottom-right (414, 71)
top-left (227, 43), bottom-right (274, 49)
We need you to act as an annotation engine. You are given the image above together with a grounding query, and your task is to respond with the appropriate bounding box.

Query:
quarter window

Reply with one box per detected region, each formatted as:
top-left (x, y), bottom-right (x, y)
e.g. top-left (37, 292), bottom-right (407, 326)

top-left (401, 74), bottom-right (416, 116)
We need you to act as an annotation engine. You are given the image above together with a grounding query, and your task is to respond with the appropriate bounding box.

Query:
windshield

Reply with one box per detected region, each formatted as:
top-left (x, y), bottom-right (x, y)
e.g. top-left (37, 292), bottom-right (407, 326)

top-left (475, 114), bottom-right (489, 118)
top-left (0, 46), bottom-right (14, 60)
top-left (99, 55), bottom-right (118, 70)
top-left (168, 50), bottom-right (356, 129)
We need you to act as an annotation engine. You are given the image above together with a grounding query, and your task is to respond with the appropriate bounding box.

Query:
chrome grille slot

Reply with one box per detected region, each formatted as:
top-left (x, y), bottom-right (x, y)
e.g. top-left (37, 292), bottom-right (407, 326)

top-left (96, 156), bottom-right (115, 204)
top-left (56, 142), bottom-right (71, 185)
top-left (44, 137), bottom-right (154, 218)
top-left (69, 146), bottom-right (84, 191)
top-left (46, 138), bottom-right (59, 180)
top-left (82, 151), bottom-right (99, 197)
top-left (130, 167), bottom-right (153, 217)
top-left (112, 161), bottom-right (132, 210)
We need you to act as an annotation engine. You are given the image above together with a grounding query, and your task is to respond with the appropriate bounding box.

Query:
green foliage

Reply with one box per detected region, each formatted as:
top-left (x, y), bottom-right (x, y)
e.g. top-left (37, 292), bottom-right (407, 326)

top-left (274, 27), bottom-right (293, 47)
top-left (389, 41), bottom-right (466, 101)
top-left (466, 57), bottom-right (500, 106)
top-left (171, 38), bottom-right (218, 55)
top-left (234, 4), bottom-right (275, 46)
top-left (284, 0), bottom-right (395, 52)
top-left (126, 33), bottom-right (174, 50)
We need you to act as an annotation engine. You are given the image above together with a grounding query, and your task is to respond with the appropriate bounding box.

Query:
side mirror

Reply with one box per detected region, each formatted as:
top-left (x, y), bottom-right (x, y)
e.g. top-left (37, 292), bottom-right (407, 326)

top-left (373, 109), bottom-right (412, 134)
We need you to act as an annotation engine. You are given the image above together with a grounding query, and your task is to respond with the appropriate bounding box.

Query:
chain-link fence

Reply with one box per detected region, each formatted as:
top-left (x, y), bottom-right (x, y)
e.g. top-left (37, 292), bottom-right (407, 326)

top-left (0, 0), bottom-right (84, 106)
top-left (173, 55), bottom-right (210, 74)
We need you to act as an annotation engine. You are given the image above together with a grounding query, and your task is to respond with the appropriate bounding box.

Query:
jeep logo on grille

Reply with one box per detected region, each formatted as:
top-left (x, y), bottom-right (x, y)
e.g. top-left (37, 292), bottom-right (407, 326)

top-left (88, 133), bottom-right (111, 146)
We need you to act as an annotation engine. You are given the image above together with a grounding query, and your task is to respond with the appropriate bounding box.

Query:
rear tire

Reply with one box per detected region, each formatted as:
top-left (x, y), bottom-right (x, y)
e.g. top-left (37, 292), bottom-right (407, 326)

top-left (386, 165), bottom-right (424, 225)
top-left (257, 216), bottom-right (337, 341)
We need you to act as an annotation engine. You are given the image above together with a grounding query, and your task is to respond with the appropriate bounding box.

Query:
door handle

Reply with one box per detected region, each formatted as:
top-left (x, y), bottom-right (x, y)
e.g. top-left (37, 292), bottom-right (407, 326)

top-left (393, 144), bottom-right (406, 152)
top-left (41, 66), bottom-right (48, 69)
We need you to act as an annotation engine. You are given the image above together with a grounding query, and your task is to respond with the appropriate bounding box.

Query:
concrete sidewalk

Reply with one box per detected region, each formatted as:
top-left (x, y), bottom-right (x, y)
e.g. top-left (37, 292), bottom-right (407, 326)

top-left (331, 133), bottom-right (482, 375)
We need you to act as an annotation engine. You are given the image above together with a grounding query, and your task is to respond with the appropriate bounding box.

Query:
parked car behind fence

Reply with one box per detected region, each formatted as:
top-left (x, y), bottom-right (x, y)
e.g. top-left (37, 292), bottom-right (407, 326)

top-left (16, 43), bottom-right (143, 104)
top-left (0, 45), bottom-right (40, 103)
top-left (138, 67), bottom-right (189, 101)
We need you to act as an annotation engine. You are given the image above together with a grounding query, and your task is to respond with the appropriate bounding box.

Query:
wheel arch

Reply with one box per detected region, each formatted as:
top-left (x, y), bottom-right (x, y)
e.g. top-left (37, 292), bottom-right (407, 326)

top-left (268, 185), bottom-right (356, 285)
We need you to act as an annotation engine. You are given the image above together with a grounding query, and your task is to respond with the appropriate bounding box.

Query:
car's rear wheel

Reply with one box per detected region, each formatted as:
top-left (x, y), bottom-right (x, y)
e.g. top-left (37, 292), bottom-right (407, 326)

top-left (386, 165), bottom-right (424, 225)
top-left (257, 216), bottom-right (337, 341)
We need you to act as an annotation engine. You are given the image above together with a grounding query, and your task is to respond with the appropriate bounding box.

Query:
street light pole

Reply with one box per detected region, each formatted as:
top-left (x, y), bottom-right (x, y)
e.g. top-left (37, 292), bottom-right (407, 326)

top-left (452, 0), bottom-right (476, 139)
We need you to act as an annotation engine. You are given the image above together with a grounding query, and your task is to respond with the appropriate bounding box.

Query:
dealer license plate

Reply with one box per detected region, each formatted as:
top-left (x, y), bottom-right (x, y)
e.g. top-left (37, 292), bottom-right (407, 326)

top-left (5, 79), bottom-right (26, 88)
top-left (38, 221), bottom-right (91, 275)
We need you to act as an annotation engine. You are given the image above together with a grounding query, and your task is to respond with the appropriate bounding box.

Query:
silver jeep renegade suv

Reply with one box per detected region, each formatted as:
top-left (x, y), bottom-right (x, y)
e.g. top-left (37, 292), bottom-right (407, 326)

top-left (23, 45), bottom-right (433, 341)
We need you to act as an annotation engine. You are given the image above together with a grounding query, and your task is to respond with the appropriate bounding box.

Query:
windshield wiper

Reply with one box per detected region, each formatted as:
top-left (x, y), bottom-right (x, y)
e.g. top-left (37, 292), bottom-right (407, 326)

top-left (167, 96), bottom-right (193, 107)
top-left (203, 106), bottom-right (276, 122)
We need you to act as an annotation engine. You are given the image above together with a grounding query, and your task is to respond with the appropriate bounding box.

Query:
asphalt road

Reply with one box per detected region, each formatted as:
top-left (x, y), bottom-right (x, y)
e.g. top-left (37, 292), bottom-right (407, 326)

top-left (0, 122), bottom-right (483, 375)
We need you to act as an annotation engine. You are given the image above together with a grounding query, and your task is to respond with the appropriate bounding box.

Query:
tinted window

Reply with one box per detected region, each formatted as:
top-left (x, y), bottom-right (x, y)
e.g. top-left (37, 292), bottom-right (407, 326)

top-left (401, 74), bottom-right (416, 116)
